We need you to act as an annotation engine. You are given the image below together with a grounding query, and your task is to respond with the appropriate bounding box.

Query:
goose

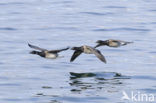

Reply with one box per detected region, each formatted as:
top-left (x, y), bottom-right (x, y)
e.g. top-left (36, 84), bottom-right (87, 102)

top-left (95, 39), bottom-right (133, 48)
top-left (28, 43), bottom-right (69, 59)
top-left (70, 45), bottom-right (106, 63)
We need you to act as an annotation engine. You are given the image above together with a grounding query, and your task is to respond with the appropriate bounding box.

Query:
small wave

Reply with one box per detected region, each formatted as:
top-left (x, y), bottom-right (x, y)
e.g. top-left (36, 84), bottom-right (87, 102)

top-left (42, 86), bottom-right (52, 89)
top-left (148, 51), bottom-right (156, 54)
top-left (150, 22), bottom-right (156, 24)
top-left (0, 2), bottom-right (26, 6)
top-left (132, 75), bottom-right (156, 81)
top-left (59, 96), bottom-right (108, 102)
top-left (32, 27), bottom-right (79, 31)
top-left (139, 88), bottom-right (156, 93)
top-left (104, 6), bottom-right (126, 9)
top-left (80, 12), bottom-right (113, 16)
top-left (0, 83), bottom-right (21, 86)
top-left (2, 98), bottom-right (22, 102)
top-left (93, 27), bottom-right (150, 32)
top-left (149, 9), bottom-right (156, 12)
top-left (51, 1), bottom-right (74, 4)
top-left (0, 27), bottom-right (17, 31)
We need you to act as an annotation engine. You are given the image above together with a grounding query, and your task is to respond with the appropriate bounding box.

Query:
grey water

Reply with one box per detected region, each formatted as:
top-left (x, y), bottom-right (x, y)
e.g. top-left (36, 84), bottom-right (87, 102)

top-left (0, 0), bottom-right (156, 103)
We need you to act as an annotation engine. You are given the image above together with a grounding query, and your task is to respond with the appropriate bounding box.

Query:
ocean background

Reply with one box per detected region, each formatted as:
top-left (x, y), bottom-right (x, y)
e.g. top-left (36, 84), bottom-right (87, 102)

top-left (0, 0), bottom-right (156, 103)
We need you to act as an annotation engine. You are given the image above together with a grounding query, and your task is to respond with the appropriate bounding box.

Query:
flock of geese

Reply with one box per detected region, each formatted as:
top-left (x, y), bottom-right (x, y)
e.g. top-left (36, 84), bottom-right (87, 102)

top-left (28, 39), bottom-right (133, 63)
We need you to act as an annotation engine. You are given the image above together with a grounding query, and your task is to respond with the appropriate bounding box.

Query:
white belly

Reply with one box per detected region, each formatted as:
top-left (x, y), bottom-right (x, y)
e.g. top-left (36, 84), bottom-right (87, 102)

top-left (45, 53), bottom-right (57, 59)
top-left (84, 49), bottom-right (92, 54)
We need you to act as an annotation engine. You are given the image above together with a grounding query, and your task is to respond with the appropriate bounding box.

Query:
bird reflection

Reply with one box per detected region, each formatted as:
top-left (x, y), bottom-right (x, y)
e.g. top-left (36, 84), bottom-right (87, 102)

top-left (69, 72), bottom-right (130, 93)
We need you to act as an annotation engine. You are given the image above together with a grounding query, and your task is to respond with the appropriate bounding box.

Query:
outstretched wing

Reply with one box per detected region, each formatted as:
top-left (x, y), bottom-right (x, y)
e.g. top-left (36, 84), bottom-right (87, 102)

top-left (112, 40), bottom-right (133, 46)
top-left (90, 47), bottom-right (106, 63)
top-left (49, 47), bottom-right (69, 53)
top-left (28, 43), bottom-right (47, 51)
top-left (70, 50), bottom-right (82, 62)
top-left (122, 41), bottom-right (133, 45)
top-left (94, 44), bottom-right (102, 48)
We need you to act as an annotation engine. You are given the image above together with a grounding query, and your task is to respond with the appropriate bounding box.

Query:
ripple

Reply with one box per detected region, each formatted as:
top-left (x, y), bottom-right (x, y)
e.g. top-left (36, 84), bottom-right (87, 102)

top-left (0, 83), bottom-right (21, 86)
top-left (149, 9), bottom-right (156, 12)
top-left (42, 65), bottom-right (53, 69)
top-left (133, 48), bottom-right (144, 51)
top-left (148, 51), bottom-right (156, 54)
top-left (50, 100), bottom-right (61, 103)
top-left (0, 76), bottom-right (9, 80)
top-left (36, 93), bottom-right (59, 97)
top-left (59, 96), bottom-right (108, 102)
top-left (0, 27), bottom-right (17, 31)
top-left (139, 88), bottom-right (156, 93)
top-left (0, 2), bottom-right (26, 6)
top-left (51, 1), bottom-right (74, 4)
top-left (32, 27), bottom-right (79, 31)
top-left (9, 12), bottom-right (21, 15)
top-left (150, 22), bottom-right (156, 24)
top-left (132, 75), bottom-right (156, 81)
top-left (80, 12), bottom-right (113, 16)
top-left (0, 62), bottom-right (3, 65)
top-left (42, 86), bottom-right (53, 89)
top-left (103, 49), bottom-right (128, 52)
top-left (3, 98), bottom-right (22, 102)
top-left (93, 27), bottom-right (150, 32)
top-left (104, 6), bottom-right (126, 9)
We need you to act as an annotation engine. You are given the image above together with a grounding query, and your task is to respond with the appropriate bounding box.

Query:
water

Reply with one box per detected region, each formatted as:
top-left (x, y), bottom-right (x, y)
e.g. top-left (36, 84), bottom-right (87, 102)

top-left (0, 0), bottom-right (156, 103)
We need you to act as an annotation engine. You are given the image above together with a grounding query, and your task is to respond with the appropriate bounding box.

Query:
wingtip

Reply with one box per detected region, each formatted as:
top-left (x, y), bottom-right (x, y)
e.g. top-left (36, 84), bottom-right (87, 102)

top-left (67, 46), bottom-right (70, 50)
top-left (94, 45), bottom-right (98, 48)
top-left (126, 41), bottom-right (133, 44)
top-left (104, 61), bottom-right (107, 64)
top-left (95, 40), bottom-right (100, 43)
top-left (94, 44), bottom-right (101, 48)
top-left (101, 59), bottom-right (107, 64)
top-left (70, 60), bottom-right (73, 62)
top-left (70, 57), bottom-right (75, 62)
top-left (28, 43), bottom-right (31, 47)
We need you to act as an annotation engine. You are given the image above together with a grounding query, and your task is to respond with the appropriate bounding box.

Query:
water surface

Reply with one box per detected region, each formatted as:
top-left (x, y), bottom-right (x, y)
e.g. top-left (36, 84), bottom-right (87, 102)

top-left (0, 0), bottom-right (156, 103)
